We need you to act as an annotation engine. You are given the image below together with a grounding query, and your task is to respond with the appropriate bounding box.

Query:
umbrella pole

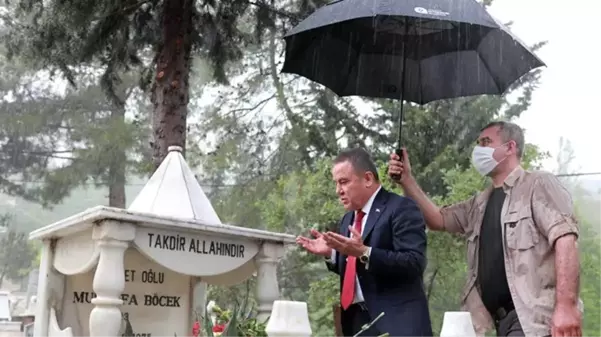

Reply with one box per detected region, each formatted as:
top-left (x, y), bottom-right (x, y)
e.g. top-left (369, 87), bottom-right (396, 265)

top-left (396, 99), bottom-right (405, 154)
top-left (394, 19), bottom-right (408, 177)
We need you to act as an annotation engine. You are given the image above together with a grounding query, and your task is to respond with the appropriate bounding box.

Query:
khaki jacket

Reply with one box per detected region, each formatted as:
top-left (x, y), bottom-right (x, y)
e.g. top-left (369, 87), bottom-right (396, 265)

top-left (440, 166), bottom-right (582, 336)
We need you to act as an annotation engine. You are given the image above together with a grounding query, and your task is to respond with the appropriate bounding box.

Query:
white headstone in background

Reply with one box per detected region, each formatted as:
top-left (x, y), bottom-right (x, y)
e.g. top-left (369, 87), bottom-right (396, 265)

top-left (24, 323), bottom-right (34, 337)
top-left (440, 311), bottom-right (477, 337)
top-left (25, 270), bottom-right (39, 310)
top-left (265, 301), bottom-right (312, 337)
top-left (0, 291), bottom-right (10, 321)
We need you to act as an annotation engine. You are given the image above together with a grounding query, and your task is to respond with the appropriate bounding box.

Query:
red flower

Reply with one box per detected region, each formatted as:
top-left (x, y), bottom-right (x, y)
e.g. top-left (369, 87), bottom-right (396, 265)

top-left (212, 324), bottom-right (225, 333)
top-left (192, 321), bottom-right (201, 337)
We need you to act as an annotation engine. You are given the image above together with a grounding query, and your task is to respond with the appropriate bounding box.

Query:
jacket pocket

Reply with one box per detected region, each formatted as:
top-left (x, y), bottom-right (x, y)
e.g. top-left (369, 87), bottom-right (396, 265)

top-left (504, 214), bottom-right (539, 250)
top-left (461, 233), bottom-right (479, 301)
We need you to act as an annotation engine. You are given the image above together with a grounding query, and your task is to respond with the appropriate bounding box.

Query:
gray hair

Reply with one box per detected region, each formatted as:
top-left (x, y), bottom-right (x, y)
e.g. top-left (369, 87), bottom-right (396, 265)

top-left (481, 121), bottom-right (525, 158)
top-left (333, 147), bottom-right (380, 182)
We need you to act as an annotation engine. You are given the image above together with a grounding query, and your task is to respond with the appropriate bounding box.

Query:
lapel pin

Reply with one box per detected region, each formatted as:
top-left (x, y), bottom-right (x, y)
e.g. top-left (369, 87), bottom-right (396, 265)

top-left (375, 208), bottom-right (380, 213)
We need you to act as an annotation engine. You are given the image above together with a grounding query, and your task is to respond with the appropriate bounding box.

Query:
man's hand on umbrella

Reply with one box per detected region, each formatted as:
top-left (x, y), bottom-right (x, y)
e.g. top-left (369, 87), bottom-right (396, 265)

top-left (388, 148), bottom-right (413, 184)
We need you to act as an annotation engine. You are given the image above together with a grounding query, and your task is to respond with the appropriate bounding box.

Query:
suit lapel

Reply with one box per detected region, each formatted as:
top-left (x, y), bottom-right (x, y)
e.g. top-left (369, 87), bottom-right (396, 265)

top-left (362, 188), bottom-right (388, 241)
top-left (340, 211), bottom-right (353, 238)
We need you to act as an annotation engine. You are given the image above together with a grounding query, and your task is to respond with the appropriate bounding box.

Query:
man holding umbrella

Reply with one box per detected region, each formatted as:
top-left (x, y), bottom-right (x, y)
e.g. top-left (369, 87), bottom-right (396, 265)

top-left (387, 121), bottom-right (583, 337)
top-left (283, 0), bottom-right (551, 333)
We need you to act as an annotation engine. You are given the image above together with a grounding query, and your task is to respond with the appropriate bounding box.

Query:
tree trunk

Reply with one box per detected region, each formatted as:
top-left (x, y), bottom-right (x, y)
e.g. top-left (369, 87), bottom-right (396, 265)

top-left (151, 0), bottom-right (194, 170)
top-left (108, 107), bottom-right (127, 208)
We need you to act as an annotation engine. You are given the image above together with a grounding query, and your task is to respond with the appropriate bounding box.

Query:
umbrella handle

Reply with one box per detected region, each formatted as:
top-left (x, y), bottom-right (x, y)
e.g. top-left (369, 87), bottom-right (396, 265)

top-left (390, 148), bottom-right (404, 182)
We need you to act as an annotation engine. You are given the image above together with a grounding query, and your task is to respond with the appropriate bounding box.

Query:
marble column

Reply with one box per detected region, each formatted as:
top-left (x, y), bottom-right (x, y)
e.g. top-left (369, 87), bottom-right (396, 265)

top-left (255, 242), bottom-right (285, 322)
top-left (33, 239), bottom-right (53, 337)
top-left (191, 279), bottom-right (208, 336)
top-left (89, 220), bottom-right (135, 337)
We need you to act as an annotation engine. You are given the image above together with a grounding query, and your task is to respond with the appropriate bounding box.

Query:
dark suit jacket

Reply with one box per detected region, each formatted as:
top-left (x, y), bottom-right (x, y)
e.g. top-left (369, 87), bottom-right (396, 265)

top-left (327, 188), bottom-right (433, 336)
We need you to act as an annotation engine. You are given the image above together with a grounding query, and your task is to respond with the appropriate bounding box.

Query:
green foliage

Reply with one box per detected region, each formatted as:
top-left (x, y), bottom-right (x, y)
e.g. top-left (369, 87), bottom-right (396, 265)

top-left (259, 159), bottom-right (342, 234)
top-left (202, 311), bottom-right (214, 337)
top-left (224, 307), bottom-right (241, 337)
top-left (0, 214), bottom-right (38, 287)
top-left (0, 39), bottom-right (147, 208)
top-left (203, 279), bottom-right (268, 337)
top-left (237, 316), bottom-right (267, 337)
top-left (572, 196), bottom-right (601, 337)
top-left (3, 0), bottom-right (321, 102)
top-left (307, 274), bottom-right (339, 336)
top-left (579, 218), bottom-right (600, 336)
top-left (202, 297), bottom-right (267, 337)
top-left (34, 248), bottom-right (42, 268)
top-left (206, 278), bottom-right (258, 316)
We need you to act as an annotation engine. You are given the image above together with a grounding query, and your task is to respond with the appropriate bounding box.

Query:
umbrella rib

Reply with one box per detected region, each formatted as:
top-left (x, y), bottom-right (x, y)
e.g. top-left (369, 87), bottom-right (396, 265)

top-left (476, 52), bottom-right (502, 92)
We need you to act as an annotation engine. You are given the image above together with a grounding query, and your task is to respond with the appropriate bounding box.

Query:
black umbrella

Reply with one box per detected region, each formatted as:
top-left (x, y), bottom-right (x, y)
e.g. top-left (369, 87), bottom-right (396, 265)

top-left (281, 0), bottom-right (545, 152)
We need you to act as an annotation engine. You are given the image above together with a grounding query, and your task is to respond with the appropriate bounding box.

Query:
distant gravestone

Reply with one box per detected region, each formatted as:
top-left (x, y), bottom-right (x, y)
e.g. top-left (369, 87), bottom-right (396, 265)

top-left (0, 291), bottom-right (10, 322)
top-left (24, 323), bottom-right (34, 337)
top-left (265, 301), bottom-right (312, 337)
top-left (439, 311), bottom-right (477, 337)
top-left (25, 270), bottom-right (39, 309)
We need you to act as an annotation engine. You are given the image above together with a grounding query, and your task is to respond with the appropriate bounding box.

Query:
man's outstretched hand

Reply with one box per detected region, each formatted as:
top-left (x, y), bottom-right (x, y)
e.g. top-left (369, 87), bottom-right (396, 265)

top-left (323, 226), bottom-right (367, 258)
top-left (296, 229), bottom-right (332, 257)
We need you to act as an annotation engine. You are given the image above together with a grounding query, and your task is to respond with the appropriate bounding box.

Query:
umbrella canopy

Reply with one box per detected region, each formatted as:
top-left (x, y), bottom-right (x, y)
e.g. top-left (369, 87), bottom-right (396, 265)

top-left (281, 0), bottom-right (545, 104)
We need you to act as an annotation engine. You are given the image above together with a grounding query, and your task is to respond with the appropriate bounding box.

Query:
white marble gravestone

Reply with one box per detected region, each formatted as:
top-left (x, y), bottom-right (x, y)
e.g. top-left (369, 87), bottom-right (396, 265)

top-left (29, 146), bottom-right (295, 337)
top-left (439, 311), bottom-right (477, 337)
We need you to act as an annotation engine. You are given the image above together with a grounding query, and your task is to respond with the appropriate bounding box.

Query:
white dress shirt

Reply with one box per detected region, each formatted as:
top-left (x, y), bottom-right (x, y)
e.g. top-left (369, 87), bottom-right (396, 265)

top-left (330, 185), bottom-right (381, 304)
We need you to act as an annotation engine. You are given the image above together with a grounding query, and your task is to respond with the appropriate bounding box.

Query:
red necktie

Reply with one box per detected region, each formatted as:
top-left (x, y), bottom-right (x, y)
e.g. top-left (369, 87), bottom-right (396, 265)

top-left (340, 210), bottom-right (365, 310)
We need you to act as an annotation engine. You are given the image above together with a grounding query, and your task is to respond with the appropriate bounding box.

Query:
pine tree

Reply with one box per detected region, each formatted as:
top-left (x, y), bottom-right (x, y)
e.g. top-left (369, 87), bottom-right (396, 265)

top-left (4, 0), bottom-right (320, 169)
top-left (0, 37), bottom-right (146, 207)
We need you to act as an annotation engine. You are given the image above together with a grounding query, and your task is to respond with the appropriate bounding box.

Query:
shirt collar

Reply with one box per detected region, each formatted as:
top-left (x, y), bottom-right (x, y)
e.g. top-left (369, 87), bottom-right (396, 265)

top-left (482, 165), bottom-right (525, 196)
top-left (357, 185), bottom-right (382, 217)
top-left (504, 165), bottom-right (525, 189)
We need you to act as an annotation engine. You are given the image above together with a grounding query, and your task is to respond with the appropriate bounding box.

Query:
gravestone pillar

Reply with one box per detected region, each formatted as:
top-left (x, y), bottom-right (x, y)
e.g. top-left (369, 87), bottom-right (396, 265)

top-left (33, 240), bottom-right (53, 337)
top-left (89, 220), bottom-right (135, 337)
top-left (255, 242), bottom-right (284, 321)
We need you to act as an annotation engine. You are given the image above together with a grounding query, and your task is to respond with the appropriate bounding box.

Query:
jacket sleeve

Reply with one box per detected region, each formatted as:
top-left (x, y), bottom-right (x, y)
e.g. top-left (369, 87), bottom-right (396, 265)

top-left (325, 249), bottom-right (339, 274)
top-left (531, 172), bottom-right (579, 246)
top-left (440, 195), bottom-right (476, 235)
top-left (367, 196), bottom-right (427, 279)
top-left (324, 214), bottom-right (348, 275)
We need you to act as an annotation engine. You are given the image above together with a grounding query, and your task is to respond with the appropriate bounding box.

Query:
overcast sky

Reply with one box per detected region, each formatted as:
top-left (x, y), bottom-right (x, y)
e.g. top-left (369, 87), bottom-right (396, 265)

top-left (488, 0), bottom-right (600, 175)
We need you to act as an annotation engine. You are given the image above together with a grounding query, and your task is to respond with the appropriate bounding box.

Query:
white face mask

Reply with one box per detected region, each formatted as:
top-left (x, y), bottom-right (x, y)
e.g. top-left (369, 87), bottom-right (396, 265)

top-left (471, 144), bottom-right (507, 176)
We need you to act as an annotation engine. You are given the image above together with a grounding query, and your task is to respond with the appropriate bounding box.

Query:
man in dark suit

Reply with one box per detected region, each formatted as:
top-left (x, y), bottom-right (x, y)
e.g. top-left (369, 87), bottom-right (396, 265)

top-left (297, 148), bottom-right (433, 337)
